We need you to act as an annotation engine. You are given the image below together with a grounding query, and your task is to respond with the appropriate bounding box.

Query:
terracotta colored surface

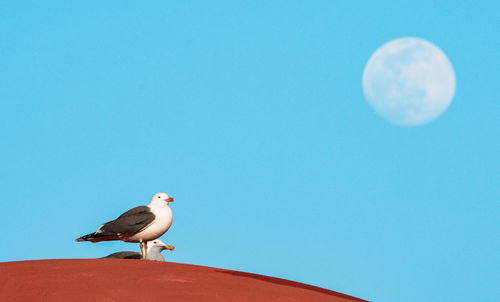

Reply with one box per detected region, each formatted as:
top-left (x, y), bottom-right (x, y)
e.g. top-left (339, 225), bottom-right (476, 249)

top-left (0, 259), bottom-right (367, 302)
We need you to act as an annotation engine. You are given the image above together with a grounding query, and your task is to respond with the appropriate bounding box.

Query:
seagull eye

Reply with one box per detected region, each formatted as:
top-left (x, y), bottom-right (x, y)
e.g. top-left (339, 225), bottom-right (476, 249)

top-left (158, 196), bottom-right (161, 198)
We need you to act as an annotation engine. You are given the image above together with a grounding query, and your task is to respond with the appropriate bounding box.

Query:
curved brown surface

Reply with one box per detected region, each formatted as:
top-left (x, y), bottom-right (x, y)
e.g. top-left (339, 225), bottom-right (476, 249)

top-left (0, 259), bottom-right (367, 302)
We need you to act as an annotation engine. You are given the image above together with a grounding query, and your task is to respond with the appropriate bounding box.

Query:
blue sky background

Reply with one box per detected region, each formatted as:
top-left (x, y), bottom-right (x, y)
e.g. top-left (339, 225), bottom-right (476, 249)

top-left (1, 1), bottom-right (498, 301)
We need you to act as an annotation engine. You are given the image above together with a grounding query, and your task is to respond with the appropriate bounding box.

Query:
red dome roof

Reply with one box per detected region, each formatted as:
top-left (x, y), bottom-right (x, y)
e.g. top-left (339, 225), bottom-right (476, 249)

top-left (0, 259), bottom-right (367, 302)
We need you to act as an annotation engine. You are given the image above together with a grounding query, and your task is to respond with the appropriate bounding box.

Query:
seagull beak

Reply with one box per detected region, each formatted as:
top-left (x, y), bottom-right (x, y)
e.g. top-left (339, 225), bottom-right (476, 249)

top-left (164, 244), bottom-right (175, 251)
top-left (165, 197), bottom-right (174, 203)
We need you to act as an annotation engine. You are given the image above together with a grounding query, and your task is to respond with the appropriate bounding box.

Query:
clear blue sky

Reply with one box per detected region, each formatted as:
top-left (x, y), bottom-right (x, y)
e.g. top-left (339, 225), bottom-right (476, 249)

top-left (0, 1), bottom-right (498, 301)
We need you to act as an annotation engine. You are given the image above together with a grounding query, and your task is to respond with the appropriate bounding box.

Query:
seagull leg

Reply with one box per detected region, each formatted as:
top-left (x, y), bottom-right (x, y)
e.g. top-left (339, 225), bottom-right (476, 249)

top-left (144, 242), bottom-right (148, 260)
top-left (139, 240), bottom-right (144, 260)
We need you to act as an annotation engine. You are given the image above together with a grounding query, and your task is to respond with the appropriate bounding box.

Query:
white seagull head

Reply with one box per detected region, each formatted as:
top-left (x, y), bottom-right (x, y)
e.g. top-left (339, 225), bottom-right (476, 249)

top-left (148, 239), bottom-right (175, 252)
top-left (150, 192), bottom-right (174, 206)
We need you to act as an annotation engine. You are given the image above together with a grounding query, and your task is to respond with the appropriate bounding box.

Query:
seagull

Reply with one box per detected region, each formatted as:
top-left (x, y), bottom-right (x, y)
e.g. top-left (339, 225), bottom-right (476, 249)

top-left (76, 192), bottom-right (174, 260)
top-left (102, 239), bottom-right (175, 261)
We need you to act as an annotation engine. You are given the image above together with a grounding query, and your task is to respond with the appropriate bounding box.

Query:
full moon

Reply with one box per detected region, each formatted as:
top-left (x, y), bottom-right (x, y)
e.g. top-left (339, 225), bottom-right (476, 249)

top-left (362, 37), bottom-right (456, 126)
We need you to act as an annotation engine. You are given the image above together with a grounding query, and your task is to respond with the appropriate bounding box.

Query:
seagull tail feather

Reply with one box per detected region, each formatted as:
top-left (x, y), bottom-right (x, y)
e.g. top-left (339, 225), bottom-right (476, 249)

top-left (75, 232), bottom-right (117, 242)
top-left (75, 233), bottom-right (97, 242)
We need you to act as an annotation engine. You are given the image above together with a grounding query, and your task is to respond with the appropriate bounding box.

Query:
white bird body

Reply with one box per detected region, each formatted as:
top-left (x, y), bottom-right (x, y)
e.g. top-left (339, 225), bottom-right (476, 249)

top-left (124, 203), bottom-right (173, 243)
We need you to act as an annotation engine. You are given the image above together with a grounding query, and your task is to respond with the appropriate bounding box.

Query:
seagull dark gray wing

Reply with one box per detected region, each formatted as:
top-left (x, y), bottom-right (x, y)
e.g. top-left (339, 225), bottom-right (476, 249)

top-left (102, 251), bottom-right (142, 259)
top-left (98, 206), bottom-right (155, 236)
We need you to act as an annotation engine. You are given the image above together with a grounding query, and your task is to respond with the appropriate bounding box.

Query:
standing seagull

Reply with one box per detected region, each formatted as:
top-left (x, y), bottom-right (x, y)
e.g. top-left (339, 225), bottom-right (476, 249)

top-left (75, 192), bottom-right (174, 260)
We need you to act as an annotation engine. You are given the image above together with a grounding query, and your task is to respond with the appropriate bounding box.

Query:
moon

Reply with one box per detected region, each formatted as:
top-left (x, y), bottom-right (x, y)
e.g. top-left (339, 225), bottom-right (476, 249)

top-left (362, 37), bottom-right (456, 126)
